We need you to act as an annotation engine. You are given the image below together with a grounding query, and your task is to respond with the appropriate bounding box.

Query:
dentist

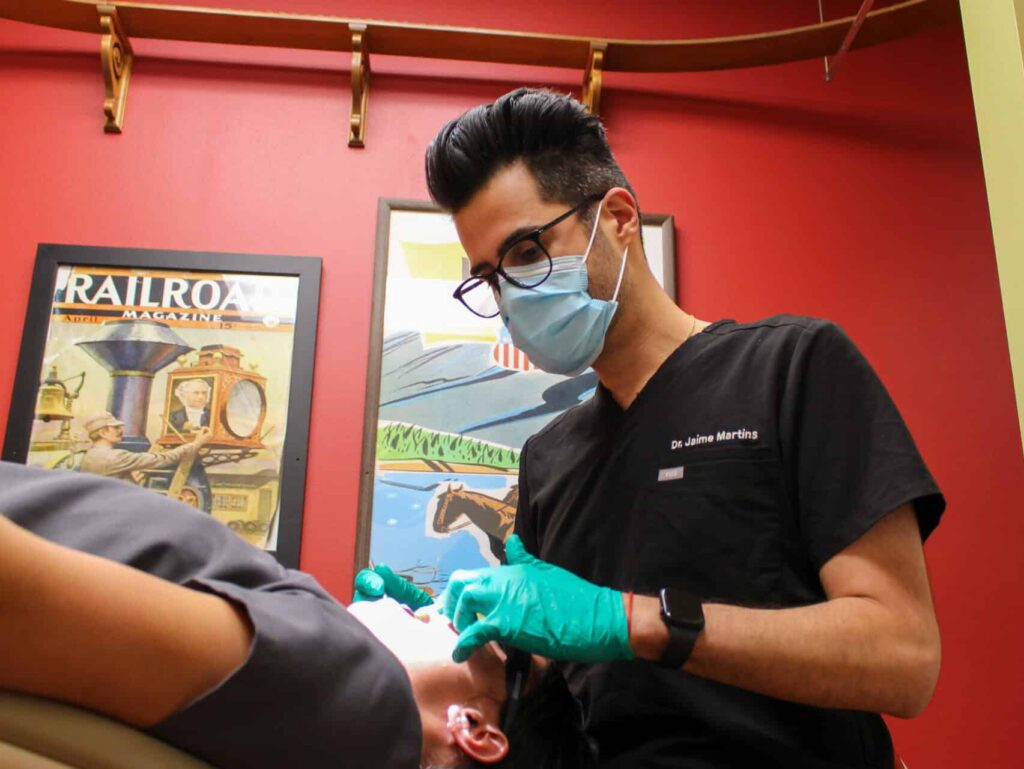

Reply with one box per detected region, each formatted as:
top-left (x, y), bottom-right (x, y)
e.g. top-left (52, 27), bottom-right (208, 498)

top-left (426, 88), bottom-right (945, 769)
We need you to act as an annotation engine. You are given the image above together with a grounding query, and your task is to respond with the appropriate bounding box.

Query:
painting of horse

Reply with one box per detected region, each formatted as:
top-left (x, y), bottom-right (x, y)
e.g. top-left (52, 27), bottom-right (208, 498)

top-left (432, 483), bottom-right (518, 560)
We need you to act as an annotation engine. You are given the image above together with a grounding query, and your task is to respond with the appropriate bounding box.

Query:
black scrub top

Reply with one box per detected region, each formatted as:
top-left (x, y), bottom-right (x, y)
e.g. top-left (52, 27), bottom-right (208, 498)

top-left (0, 461), bottom-right (421, 769)
top-left (515, 315), bottom-right (944, 769)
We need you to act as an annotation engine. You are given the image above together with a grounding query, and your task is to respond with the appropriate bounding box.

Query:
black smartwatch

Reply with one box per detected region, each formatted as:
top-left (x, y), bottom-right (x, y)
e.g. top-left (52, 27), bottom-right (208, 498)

top-left (657, 587), bottom-right (705, 668)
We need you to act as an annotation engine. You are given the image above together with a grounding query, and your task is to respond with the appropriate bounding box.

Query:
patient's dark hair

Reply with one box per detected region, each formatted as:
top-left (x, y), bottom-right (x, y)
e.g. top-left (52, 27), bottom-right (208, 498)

top-left (466, 667), bottom-right (596, 769)
top-left (425, 88), bottom-right (636, 223)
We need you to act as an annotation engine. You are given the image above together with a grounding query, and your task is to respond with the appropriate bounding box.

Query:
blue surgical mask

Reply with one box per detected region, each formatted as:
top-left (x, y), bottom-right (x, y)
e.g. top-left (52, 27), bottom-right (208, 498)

top-left (498, 205), bottom-right (628, 376)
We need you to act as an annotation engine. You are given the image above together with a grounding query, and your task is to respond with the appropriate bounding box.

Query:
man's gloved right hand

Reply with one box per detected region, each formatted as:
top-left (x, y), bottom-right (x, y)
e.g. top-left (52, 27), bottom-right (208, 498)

top-left (441, 535), bottom-right (634, 664)
top-left (352, 563), bottom-right (434, 611)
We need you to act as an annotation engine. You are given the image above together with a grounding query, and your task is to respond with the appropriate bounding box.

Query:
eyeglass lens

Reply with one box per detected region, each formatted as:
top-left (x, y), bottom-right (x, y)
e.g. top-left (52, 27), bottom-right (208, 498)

top-left (459, 277), bottom-right (500, 318)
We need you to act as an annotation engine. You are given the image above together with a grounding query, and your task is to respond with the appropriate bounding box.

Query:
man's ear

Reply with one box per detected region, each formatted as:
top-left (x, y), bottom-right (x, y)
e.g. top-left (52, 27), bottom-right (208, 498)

top-left (450, 706), bottom-right (509, 764)
top-left (603, 187), bottom-right (640, 245)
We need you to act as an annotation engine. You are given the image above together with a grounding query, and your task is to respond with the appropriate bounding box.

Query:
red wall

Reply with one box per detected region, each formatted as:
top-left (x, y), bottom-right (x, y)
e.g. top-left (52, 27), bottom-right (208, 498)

top-left (1, 1), bottom-right (1021, 764)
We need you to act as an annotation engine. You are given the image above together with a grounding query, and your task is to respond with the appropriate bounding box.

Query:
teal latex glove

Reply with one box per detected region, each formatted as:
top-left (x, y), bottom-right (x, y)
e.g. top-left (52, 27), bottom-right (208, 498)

top-left (441, 535), bottom-right (634, 664)
top-left (352, 563), bottom-right (434, 611)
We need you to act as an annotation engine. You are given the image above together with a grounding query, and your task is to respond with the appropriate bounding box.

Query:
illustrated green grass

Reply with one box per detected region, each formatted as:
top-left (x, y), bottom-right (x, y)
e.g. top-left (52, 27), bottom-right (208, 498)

top-left (376, 422), bottom-right (520, 469)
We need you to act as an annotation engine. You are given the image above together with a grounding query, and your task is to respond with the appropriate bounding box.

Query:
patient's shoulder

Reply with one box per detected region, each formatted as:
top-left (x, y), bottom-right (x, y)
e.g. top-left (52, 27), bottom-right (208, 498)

top-left (0, 461), bottom-right (295, 592)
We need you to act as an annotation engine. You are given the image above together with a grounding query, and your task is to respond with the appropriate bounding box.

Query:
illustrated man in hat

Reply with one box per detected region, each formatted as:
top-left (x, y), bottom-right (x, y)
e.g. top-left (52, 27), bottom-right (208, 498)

top-left (80, 411), bottom-right (211, 484)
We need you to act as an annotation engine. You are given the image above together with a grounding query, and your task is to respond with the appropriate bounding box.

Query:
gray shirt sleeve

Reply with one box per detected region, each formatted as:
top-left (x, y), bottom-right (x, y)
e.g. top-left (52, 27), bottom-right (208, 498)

top-left (0, 462), bottom-right (421, 769)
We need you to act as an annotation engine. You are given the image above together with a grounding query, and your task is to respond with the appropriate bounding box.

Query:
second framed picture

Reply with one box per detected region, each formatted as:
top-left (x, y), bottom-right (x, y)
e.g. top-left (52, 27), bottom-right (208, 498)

top-left (356, 199), bottom-right (677, 595)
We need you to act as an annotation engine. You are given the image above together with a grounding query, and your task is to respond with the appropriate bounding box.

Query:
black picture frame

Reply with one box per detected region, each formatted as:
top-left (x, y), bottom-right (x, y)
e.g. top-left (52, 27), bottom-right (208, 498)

top-left (355, 199), bottom-right (676, 583)
top-left (3, 243), bottom-right (321, 568)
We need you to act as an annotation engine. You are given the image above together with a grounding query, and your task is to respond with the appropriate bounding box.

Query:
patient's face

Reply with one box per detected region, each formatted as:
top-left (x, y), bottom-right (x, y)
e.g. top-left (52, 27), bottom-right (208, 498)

top-left (348, 596), bottom-right (458, 665)
top-left (349, 597), bottom-right (508, 767)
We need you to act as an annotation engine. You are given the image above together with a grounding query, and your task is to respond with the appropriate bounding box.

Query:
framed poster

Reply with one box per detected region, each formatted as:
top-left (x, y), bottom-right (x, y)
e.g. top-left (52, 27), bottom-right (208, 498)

top-left (3, 244), bottom-right (321, 568)
top-left (356, 199), bottom-right (676, 595)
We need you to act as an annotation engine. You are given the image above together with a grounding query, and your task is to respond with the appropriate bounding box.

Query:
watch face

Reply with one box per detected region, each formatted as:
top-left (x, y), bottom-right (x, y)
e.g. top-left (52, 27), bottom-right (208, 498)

top-left (661, 588), bottom-right (704, 629)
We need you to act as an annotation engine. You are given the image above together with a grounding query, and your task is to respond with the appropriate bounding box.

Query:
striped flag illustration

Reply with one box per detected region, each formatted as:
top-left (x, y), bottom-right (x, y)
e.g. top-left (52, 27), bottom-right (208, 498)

top-left (491, 327), bottom-right (537, 372)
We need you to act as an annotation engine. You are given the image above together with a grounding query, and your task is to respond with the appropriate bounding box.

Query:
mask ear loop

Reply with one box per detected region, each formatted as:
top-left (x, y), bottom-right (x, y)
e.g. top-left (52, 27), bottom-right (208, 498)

top-left (581, 202), bottom-right (604, 265)
top-left (610, 242), bottom-right (629, 303)
top-left (592, 199), bottom-right (629, 303)
top-left (583, 198), bottom-right (628, 302)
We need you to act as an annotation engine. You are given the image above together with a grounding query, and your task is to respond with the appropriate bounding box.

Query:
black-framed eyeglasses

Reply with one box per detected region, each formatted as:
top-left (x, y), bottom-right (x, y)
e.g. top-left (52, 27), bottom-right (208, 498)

top-left (452, 193), bottom-right (604, 318)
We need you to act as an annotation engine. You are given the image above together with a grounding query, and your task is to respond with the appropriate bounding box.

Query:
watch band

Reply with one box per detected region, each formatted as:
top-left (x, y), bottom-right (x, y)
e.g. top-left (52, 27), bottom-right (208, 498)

top-left (657, 587), bottom-right (704, 669)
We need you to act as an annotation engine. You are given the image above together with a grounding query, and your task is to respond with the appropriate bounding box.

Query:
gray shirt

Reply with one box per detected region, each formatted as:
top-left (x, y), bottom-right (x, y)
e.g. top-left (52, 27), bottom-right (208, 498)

top-left (0, 462), bottom-right (421, 769)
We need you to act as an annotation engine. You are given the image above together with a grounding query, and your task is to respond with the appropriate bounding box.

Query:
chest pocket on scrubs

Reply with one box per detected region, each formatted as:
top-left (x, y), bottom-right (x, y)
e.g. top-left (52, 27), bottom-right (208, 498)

top-left (629, 450), bottom-right (783, 604)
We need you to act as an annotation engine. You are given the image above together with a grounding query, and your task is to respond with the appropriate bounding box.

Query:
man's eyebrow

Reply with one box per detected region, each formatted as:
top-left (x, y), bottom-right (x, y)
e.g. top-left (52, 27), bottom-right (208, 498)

top-left (468, 225), bottom-right (537, 277)
top-left (496, 226), bottom-right (536, 258)
top-left (466, 222), bottom-right (540, 276)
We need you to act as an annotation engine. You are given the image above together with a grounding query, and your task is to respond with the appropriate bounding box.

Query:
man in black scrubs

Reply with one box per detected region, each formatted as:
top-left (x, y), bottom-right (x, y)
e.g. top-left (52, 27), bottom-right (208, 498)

top-left (427, 88), bottom-right (944, 768)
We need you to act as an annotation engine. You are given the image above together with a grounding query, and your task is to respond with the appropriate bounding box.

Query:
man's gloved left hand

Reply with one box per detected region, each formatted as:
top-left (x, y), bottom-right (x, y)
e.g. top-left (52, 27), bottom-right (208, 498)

top-left (353, 563), bottom-right (434, 611)
top-left (441, 535), bottom-right (634, 664)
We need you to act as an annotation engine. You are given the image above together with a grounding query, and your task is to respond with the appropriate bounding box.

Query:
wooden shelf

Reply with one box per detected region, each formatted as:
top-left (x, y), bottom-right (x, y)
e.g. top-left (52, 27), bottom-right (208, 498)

top-left (0, 0), bottom-right (961, 142)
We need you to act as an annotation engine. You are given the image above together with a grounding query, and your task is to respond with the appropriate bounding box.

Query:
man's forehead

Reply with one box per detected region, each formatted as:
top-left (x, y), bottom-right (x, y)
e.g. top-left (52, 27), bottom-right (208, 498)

top-left (453, 163), bottom-right (559, 266)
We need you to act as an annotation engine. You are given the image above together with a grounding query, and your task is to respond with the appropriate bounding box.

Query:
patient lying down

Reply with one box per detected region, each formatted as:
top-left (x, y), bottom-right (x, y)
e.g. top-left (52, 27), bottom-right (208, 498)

top-left (0, 461), bottom-right (590, 769)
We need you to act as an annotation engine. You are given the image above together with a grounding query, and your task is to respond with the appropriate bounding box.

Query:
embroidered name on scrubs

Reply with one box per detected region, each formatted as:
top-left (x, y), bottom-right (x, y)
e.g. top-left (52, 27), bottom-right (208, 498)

top-left (671, 427), bottom-right (759, 449)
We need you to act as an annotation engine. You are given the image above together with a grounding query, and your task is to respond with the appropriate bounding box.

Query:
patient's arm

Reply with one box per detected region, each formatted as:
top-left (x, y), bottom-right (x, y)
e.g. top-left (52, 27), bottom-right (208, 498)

top-left (0, 514), bottom-right (252, 727)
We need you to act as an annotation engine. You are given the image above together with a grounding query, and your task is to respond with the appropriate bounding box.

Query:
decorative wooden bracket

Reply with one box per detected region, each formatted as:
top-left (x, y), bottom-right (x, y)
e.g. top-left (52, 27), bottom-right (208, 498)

top-left (581, 42), bottom-right (607, 116)
top-left (98, 4), bottom-right (132, 133)
top-left (349, 23), bottom-right (370, 148)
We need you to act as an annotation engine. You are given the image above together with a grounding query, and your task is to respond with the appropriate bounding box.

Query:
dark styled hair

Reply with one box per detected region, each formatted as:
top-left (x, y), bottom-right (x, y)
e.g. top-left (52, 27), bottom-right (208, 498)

top-left (425, 88), bottom-right (636, 221)
top-left (466, 667), bottom-right (596, 769)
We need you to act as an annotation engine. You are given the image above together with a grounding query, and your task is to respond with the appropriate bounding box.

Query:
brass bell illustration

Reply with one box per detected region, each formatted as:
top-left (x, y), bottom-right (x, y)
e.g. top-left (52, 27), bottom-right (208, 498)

top-left (33, 365), bottom-right (86, 449)
top-left (35, 366), bottom-right (78, 422)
